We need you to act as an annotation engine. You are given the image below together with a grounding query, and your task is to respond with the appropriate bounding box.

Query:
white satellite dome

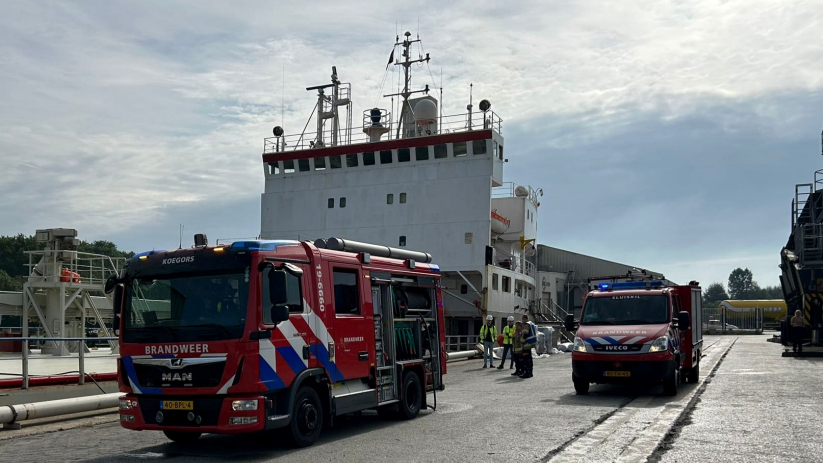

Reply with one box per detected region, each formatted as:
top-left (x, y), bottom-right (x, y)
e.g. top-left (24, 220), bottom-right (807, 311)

top-left (414, 99), bottom-right (437, 124)
top-left (514, 186), bottom-right (529, 197)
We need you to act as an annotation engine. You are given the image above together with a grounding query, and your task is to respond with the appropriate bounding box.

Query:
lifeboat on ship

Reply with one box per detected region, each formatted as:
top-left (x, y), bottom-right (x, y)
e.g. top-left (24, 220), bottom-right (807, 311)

top-left (491, 209), bottom-right (511, 235)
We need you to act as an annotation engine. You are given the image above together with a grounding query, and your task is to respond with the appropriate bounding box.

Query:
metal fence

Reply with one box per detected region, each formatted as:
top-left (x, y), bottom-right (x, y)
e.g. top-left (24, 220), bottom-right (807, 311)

top-left (6, 336), bottom-right (119, 389)
top-left (702, 307), bottom-right (764, 334)
top-left (445, 335), bottom-right (480, 352)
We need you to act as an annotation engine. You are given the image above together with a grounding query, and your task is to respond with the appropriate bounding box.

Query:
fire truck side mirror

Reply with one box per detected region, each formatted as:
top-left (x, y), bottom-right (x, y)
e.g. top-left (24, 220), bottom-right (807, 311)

top-left (111, 284), bottom-right (124, 336)
top-left (678, 311), bottom-right (691, 330)
top-left (564, 314), bottom-right (576, 332)
top-left (267, 270), bottom-right (290, 324)
top-left (104, 274), bottom-right (120, 294)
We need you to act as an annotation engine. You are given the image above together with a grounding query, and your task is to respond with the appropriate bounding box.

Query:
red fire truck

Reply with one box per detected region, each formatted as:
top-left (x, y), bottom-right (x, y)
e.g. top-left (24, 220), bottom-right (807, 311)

top-left (106, 237), bottom-right (446, 447)
top-left (564, 273), bottom-right (702, 396)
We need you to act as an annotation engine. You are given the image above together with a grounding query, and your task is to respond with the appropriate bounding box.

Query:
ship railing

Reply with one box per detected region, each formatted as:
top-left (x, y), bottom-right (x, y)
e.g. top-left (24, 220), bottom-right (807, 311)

top-left (24, 250), bottom-right (125, 287)
top-left (263, 111), bottom-right (503, 154)
top-left (491, 248), bottom-right (536, 279)
top-left (445, 335), bottom-right (480, 352)
top-left (492, 182), bottom-right (542, 205)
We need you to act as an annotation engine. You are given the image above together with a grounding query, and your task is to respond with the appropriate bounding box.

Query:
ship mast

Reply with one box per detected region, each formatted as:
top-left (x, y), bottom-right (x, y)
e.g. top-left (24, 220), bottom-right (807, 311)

top-left (384, 31), bottom-right (430, 139)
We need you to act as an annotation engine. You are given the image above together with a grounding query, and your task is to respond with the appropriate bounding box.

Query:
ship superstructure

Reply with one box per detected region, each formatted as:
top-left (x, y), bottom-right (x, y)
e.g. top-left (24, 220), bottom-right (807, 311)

top-left (260, 32), bottom-right (541, 338)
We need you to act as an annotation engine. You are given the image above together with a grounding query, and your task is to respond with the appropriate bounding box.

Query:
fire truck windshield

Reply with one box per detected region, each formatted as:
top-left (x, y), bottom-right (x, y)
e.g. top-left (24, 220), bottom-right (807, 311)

top-left (580, 295), bottom-right (670, 325)
top-left (122, 271), bottom-right (248, 343)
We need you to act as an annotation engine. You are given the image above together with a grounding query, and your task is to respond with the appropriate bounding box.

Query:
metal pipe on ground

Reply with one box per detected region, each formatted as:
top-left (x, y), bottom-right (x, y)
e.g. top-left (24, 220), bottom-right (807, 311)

top-left (446, 350), bottom-right (480, 361)
top-left (0, 392), bottom-right (121, 429)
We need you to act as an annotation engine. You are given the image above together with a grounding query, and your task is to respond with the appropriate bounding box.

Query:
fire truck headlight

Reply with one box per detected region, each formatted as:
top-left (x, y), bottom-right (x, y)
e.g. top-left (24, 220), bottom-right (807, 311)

top-left (231, 400), bottom-right (259, 411)
top-left (573, 336), bottom-right (587, 353)
top-left (119, 398), bottom-right (137, 410)
top-left (648, 336), bottom-right (669, 353)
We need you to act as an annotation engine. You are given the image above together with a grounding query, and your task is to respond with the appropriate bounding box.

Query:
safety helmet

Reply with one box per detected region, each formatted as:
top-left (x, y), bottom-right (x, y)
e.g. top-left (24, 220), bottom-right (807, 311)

top-left (507, 316), bottom-right (515, 322)
top-left (486, 315), bottom-right (493, 320)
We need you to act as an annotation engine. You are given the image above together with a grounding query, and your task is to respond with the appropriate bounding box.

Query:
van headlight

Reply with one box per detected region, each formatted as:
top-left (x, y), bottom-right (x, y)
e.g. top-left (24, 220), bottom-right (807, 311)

top-left (648, 336), bottom-right (669, 353)
top-left (573, 336), bottom-right (587, 353)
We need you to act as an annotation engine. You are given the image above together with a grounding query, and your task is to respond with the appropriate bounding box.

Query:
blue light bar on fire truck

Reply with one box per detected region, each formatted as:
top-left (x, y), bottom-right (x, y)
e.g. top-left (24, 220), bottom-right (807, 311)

top-left (229, 240), bottom-right (298, 251)
top-left (598, 281), bottom-right (665, 291)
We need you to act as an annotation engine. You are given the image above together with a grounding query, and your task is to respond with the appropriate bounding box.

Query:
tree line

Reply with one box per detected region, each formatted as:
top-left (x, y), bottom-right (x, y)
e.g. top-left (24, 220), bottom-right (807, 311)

top-left (0, 234), bottom-right (133, 291)
top-left (702, 267), bottom-right (783, 308)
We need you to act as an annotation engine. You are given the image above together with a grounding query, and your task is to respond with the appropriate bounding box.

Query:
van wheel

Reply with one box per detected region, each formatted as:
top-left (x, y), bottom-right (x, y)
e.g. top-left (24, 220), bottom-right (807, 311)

top-left (288, 386), bottom-right (324, 447)
top-left (163, 431), bottom-right (201, 443)
top-left (573, 374), bottom-right (589, 395)
top-left (398, 372), bottom-right (422, 420)
top-left (687, 361), bottom-right (700, 384)
top-left (663, 364), bottom-right (679, 396)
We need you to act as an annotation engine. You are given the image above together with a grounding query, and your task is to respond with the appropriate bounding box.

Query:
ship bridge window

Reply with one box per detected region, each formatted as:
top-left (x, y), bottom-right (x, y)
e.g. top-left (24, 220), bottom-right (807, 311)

top-left (492, 273), bottom-right (499, 291)
top-left (453, 142), bottom-right (467, 157)
top-left (400, 193), bottom-right (407, 203)
top-left (498, 144), bottom-right (504, 160)
top-left (398, 148), bottom-right (410, 162)
top-left (328, 198), bottom-right (334, 208)
top-left (346, 153), bottom-right (359, 167)
top-left (329, 155), bottom-right (342, 169)
top-left (363, 151), bottom-right (375, 165)
top-left (298, 159), bottom-right (310, 172)
top-left (268, 162), bottom-right (280, 175)
top-left (502, 276), bottom-right (511, 293)
top-left (434, 144), bottom-right (447, 159)
top-left (416, 146), bottom-right (429, 161)
top-left (473, 140), bottom-right (487, 155)
top-left (314, 157), bottom-right (326, 170)
top-left (399, 236), bottom-right (406, 246)
top-left (387, 194), bottom-right (394, 204)
top-left (283, 160), bottom-right (295, 173)
top-left (380, 150), bottom-right (393, 164)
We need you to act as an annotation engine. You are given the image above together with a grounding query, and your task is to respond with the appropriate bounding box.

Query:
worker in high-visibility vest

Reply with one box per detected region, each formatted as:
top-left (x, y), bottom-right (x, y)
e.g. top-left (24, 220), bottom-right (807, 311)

top-left (498, 316), bottom-right (516, 370)
top-left (520, 314), bottom-right (537, 379)
top-left (479, 315), bottom-right (497, 368)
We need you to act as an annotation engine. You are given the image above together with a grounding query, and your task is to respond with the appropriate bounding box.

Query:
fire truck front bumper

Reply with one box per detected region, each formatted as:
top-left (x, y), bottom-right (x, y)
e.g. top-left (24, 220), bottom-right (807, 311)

top-left (572, 353), bottom-right (675, 384)
top-left (118, 394), bottom-right (273, 434)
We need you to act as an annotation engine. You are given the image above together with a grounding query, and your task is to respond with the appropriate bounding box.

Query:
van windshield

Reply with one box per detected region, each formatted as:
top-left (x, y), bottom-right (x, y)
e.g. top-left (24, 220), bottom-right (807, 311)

top-left (580, 295), bottom-right (670, 325)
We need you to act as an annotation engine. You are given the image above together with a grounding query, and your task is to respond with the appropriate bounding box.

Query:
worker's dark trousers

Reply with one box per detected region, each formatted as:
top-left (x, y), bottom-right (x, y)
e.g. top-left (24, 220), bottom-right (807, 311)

top-left (793, 327), bottom-right (803, 352)
top-left (522, 351), bottom-right (533, 375)
top-left (499, 344), bottom-right (513, 368)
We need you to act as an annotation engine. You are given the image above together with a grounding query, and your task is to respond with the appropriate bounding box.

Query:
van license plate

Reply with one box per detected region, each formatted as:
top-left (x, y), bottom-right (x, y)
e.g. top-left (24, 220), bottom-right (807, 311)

top-left (604, 371), bottom-right (630, 377)
top-left (161, 400), bottom-right (193, 410)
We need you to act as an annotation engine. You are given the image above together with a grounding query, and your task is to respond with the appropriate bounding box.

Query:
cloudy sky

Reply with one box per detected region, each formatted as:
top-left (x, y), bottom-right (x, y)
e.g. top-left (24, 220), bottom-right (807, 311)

top-left (2, 0), bottom-right (822, 289)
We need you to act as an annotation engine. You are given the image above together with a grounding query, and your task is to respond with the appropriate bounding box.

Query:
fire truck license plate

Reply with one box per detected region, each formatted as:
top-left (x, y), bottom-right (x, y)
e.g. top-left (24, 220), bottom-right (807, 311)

top-left (604, 371), bottom-right (630, 377)
top-left (161, 401), bottom-right (193, 410)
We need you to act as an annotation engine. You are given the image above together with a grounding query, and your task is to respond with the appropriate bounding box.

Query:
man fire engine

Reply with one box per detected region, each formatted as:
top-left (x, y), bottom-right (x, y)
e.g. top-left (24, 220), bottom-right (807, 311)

top-left (106, 236), bottom-right (446, 447)
top-left (564, 271), bottom-right (702, 396)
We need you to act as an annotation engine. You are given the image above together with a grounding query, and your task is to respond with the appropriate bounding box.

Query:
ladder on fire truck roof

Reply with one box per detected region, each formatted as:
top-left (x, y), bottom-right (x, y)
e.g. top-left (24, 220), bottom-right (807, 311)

top-left (588, 268), bottom-right (666, 284)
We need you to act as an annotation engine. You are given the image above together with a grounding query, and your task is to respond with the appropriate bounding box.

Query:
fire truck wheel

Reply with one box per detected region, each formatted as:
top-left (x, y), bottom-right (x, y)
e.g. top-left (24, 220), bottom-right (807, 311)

top-left (663, 364), bottom-right (679, 396)
top-left (289, 386), bottom-right (324, 447)
top-left (687, 361), bottom-right (700, 384)
top-left (163, 431), bottom-right (202, 443)
top-left (573, 374), bottom-right (589, 395)
top-left (399, 372), bottom-right (422, 420)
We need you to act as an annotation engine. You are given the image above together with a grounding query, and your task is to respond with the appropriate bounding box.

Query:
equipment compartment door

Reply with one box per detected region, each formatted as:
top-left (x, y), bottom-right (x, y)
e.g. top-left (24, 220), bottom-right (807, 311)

top-left (328, 263), bottom-right (374, 380)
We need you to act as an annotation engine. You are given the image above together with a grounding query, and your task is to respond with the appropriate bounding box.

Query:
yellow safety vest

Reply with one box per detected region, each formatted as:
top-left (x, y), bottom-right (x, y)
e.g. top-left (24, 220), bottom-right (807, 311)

top-left (479, 324), bottom-right (497, 342)
top-left (502, 325), bottom-right (516, 345)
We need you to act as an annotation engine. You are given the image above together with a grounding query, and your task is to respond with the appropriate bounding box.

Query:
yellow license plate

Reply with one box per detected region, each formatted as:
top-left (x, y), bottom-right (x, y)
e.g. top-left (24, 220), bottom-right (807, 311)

top-left (161, 400), bottom-right (193, 410)
top-left (604, 371), bottom-right (630, 377)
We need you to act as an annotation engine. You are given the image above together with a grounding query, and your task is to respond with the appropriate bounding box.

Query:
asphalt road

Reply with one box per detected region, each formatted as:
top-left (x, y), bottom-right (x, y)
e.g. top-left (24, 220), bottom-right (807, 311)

top-left (0, 335), bottom-right (779, 463)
